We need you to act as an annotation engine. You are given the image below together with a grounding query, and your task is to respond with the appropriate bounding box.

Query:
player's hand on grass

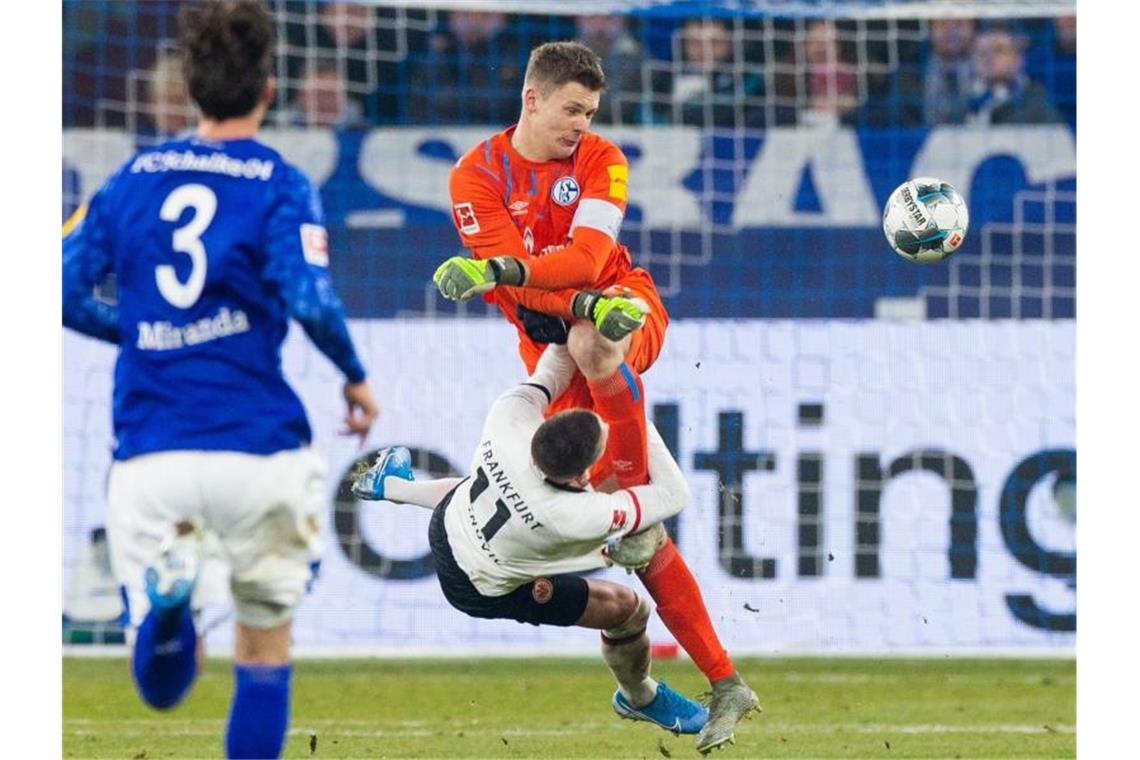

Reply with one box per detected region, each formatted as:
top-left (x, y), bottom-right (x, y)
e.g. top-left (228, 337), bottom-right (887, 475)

top-left (433, 255), bottom-right (526, 302)
top-left (572, 289), bottom-right (650, 342)
top-left (342, 380), bottom-right (378, 444)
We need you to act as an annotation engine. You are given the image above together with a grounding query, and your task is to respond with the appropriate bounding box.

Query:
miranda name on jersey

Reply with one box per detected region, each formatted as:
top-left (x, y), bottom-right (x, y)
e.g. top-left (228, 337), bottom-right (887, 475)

top-left (136, 306), bottom-right (251, 351)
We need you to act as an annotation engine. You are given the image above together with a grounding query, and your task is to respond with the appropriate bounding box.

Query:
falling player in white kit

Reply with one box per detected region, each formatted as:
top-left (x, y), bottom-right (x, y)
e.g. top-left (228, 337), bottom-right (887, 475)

top-left (353, 342), bottom-right (708, 735)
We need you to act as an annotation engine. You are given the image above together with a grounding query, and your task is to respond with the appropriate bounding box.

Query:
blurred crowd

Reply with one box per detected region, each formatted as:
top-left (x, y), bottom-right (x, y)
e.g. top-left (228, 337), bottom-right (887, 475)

top-left (63, 2), bottom-right (1077, 135)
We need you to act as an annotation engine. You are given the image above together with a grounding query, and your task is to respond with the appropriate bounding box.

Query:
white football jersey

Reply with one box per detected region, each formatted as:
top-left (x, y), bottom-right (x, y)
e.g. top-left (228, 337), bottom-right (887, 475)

top-left (444, 381), bottom-right (689, 596)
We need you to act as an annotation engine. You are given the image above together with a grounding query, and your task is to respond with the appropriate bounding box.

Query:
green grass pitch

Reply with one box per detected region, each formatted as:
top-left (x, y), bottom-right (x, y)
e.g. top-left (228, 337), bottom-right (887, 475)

top-left (64, 656), bottom-right (1074, 758)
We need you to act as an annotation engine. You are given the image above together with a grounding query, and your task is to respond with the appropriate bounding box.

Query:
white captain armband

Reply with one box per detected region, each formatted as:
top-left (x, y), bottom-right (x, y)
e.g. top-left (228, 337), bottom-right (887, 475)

top-left (569, 198), bottom-right (623, 240)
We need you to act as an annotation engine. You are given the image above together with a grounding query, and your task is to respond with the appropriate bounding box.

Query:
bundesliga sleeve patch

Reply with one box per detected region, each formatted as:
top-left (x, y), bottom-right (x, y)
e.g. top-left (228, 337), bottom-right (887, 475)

top-left (606, 164), bottom-right (628, 201)
top-left (609, 508), bottom-right (628, 532)
top-left (453, 202), bottom-right (480, 235)
top-left (300, 223), bottom-right (329, 267)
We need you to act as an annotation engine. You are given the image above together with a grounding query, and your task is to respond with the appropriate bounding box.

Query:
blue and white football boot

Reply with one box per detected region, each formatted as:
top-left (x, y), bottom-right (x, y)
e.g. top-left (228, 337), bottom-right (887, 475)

top-left (351, 446), bottom-right (414, 501)
top-left (143, 523), bottom-right (203, 613)
top-left (612, 681), bottom-right (708, 735)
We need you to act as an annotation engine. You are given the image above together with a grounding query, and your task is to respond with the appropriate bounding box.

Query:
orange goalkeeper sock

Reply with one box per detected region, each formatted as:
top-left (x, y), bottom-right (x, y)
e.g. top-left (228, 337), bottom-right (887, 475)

top-left (587, 364), bottom-right (649, 491)
top-left (638, 536), bottom-right (736, 683)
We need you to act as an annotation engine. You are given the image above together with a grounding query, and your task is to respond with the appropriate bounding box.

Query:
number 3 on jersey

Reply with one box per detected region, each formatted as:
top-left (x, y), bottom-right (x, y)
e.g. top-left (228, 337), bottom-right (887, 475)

top-left (157, 183), bottom-right (217, 308)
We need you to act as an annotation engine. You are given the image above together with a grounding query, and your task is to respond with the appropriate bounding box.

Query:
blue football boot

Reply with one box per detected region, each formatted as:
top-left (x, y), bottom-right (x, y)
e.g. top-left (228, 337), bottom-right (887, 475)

top-left (612, 681), bottom-right (708, 735)
top-left (143, 524), bottom-right (202, 613)
top-left (352, 446), bottom-right (414, 501)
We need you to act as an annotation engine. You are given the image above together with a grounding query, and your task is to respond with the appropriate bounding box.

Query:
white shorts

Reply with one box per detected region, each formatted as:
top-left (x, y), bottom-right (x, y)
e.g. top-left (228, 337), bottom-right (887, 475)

top-left (107, 447), bottom-right (327, 630)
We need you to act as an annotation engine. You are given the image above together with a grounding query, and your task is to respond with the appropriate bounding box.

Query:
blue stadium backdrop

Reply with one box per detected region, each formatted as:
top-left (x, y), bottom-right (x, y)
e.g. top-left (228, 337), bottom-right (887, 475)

top-left (62, 0), bottom-right (1076, 655)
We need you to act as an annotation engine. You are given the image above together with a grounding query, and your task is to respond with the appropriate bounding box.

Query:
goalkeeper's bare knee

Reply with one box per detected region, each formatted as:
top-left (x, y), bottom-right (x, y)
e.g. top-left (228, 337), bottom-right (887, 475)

top-left (568, 321), bottom-right (628, 380)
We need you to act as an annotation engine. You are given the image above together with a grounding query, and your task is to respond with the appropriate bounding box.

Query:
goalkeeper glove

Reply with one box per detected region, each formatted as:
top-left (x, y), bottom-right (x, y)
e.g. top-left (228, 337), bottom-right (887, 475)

top-left (572, 289), bottom-right (650, 342)
top-left (433, 255), bottom-right (526, 302)
top-left (516, 305), bottom-right (569, 345)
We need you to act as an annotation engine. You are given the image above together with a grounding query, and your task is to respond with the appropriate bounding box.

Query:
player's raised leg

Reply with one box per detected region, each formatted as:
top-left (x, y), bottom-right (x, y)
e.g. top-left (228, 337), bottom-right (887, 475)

top-left (107, 457), bottom-right (205, 711)
top-left (568, 320), bottom-right (762, 749)
top-left (567, 322), bottom-right (732, 669)
top-left (566, 320), bottom-right (648, 491)
top-left (134, 526), bottom-right (204, 710)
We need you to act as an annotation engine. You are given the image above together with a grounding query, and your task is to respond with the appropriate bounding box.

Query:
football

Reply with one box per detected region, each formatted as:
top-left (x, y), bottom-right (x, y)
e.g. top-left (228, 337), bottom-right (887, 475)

top-left (882, 177), bottom-right (969, 263)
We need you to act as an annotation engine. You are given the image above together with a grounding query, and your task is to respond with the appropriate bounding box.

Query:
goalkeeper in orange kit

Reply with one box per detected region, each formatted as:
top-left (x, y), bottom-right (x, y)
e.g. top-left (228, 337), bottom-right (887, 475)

top-left (431, 40), bottom-right (759, 754)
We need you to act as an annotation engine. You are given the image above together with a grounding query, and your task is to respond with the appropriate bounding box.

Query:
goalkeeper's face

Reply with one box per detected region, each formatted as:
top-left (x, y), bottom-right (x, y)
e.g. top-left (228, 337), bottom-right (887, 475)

top-left (527, 81), bottom-right (601, 160)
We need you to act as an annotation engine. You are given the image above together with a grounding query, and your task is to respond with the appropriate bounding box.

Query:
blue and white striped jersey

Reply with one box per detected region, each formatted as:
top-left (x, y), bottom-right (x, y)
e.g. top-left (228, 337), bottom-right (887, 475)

top-left (63, 136), bottom-right (366, 460)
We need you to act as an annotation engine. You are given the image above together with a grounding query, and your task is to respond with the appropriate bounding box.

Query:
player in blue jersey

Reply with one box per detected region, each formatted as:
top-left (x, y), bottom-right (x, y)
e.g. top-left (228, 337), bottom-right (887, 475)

top-left (61, 2), bottom-right (377, 757)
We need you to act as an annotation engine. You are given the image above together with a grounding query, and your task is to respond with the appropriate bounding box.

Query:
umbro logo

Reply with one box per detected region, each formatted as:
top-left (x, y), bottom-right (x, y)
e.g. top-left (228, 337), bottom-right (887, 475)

top-left (509, 200), bottom-right (529, 215)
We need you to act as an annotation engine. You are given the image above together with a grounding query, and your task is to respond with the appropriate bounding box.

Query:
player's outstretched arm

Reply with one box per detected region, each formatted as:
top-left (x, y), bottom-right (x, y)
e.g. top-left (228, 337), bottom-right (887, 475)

top-left (433, 226), bottom-right (616, 303)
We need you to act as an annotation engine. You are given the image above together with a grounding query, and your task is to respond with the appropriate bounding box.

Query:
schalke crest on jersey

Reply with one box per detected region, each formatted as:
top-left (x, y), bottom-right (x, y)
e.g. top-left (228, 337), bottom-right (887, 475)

top-left (550, 176), bottom-right (580, 206)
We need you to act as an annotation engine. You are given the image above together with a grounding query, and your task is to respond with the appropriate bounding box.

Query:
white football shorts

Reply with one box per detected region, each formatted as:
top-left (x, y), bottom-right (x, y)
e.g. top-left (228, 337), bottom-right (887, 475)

top-left (107, 447), bottom-right (327, 630)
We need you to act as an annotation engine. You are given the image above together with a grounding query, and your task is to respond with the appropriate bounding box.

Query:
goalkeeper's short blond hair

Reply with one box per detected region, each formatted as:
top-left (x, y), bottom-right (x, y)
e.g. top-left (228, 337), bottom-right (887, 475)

top-left (524, 41), bottom-right (608, 96)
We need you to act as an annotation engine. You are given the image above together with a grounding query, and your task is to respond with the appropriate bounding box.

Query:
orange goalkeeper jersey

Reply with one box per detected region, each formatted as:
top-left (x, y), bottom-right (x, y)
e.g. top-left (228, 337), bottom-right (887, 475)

top-left (448, 126), bottom-right (636, 362)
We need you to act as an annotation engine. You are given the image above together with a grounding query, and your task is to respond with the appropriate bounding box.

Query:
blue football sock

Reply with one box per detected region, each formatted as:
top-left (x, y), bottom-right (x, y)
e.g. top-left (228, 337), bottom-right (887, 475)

top-left (225, 663), bottom-right (292, 759)
top-left (132, 603), bottom-right (198, 710)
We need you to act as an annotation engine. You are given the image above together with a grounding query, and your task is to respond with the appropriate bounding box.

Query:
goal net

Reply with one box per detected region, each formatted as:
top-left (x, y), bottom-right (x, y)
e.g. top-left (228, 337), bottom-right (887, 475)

top-left (62, 0), bottom-right (1075, 654)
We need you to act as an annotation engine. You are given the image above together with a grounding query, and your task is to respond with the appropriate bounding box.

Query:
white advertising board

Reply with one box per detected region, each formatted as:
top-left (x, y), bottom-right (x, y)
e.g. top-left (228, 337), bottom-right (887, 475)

top-left (63, 319), bottom-right (1075, 654)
